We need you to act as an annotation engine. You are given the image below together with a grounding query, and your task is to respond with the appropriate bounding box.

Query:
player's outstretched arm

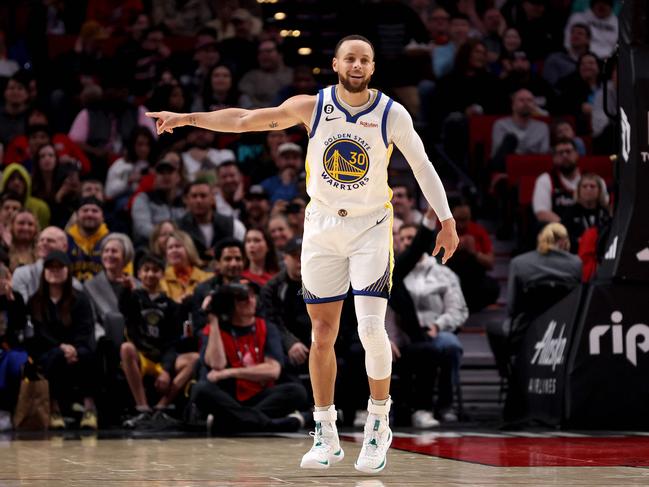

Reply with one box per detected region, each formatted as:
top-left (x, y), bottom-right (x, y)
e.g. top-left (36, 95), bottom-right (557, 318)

top-left (145, 95), bottom-right (315, 135)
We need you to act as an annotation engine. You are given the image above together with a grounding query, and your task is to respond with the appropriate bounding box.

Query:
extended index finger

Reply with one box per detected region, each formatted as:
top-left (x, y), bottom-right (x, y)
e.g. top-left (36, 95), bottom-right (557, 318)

top-left (145, 112), bottom-right (160, 118)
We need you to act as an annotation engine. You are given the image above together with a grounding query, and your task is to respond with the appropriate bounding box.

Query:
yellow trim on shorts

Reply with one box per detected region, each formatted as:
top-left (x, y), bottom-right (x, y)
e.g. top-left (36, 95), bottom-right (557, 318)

top-left (385, 201), bottom-right (394, 293)
top-left (138, 352), bottom-right (164, 377)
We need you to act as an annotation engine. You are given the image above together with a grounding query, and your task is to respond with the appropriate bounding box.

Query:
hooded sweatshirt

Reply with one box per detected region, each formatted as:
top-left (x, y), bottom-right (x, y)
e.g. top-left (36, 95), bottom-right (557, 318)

top-left (0, 163), bottom-right (51, 228)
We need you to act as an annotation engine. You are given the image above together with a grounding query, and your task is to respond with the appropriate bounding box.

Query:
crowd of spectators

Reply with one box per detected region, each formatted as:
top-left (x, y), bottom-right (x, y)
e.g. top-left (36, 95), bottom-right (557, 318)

top-left (0, 0), bottom-right (620, 433)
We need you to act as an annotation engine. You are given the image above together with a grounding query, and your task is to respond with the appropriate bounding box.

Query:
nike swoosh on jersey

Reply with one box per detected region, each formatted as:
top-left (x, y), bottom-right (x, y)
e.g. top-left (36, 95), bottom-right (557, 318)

top-left (325, 116), bottom-right (341, 121)
top-left (376, 215), bottom-right (388, 225)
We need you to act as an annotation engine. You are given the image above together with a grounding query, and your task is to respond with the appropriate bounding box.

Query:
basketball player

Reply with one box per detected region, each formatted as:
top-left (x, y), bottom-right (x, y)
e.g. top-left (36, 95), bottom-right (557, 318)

top-left (146, 35), bottom-right (458, 474)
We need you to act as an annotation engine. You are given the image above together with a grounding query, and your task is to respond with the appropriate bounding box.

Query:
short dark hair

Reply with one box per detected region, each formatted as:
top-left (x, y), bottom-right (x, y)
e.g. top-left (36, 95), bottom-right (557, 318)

top-left (399, 223), bottom-right (418, 234)
top-left (214, 237), bottom-right (244, 261)
top-left (183, 179), bottom-right (212, 195)
top-left (553, 137), bottom-right (578, 151)
top-left (392, 184), bottom-right (413, 199)
top-left (571, 22), bottom-right (592, 38)
top-left (136, 251), bottom-right (165, 273)
top-left (334, 35), bottom-right (375, 58)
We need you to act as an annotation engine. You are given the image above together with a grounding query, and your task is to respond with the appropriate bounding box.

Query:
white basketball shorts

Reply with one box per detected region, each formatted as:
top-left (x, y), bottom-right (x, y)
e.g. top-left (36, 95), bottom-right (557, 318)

top-left (301, 201), bottom-right (394, 303)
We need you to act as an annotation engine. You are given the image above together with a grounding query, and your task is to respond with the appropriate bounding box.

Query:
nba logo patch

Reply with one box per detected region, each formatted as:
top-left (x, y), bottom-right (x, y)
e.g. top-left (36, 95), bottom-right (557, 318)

top-left (323, 139), bottom-right (369, 184)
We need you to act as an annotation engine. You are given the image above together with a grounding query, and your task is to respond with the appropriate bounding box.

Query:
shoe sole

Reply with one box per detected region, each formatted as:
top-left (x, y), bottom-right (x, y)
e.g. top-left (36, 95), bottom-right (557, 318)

top-left (354, 430), bottom-right (392, 474)
top-left (300, 448), bottom-right (345, 469)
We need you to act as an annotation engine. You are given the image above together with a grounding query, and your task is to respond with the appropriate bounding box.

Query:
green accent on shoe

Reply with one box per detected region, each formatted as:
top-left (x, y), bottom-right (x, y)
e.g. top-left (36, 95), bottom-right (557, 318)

top-left (374, 459), bottom-right (386, 470)
top-left (373, 419), bottom-right (380, 431)
top-left (333, 449), bottom-right (342, 456)
top-left (368, 438), bottom-right (378, 447)
top-left (318, 460), bottom-right (328, 465)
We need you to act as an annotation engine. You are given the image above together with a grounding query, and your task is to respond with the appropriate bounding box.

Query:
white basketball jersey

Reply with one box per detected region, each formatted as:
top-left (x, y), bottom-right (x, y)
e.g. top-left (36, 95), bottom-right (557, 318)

top-left (305, 85), bottom-right (394, 214)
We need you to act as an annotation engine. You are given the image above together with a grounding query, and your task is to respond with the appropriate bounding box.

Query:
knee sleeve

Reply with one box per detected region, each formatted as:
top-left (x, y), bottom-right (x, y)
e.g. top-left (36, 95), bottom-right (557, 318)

top-left (357, 315), bottom-right (392, 380)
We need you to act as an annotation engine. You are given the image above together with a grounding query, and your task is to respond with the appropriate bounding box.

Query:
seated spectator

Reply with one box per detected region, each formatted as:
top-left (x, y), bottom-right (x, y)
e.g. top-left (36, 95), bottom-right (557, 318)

top-left (552, 119), bottom-right (586, 156)
top-left (190, 280), bottom-right (308, 434)
top-left (148, 220), bottom-right (178, 260)
top-left (556, 52), bottom-right (601, 135)
top-left (564, 0), bottom-right (618, 60)
top-left (490, 89), bottom-right (550, 172)
top-left (49, 157), bottom-right (83, 228)
top-left (0, 249), bottom-right (28, 431)
top-left (238, 40), bottom-right (293, 108)
top-left (131, 152), bottom-right (186, 245)
top-left (447, 200), bottom-right (500, 313)
top-left (0, 71), bottom-right (29, 147)
top-left (0, 163), bottom-right (50, 229)
top-left (84, 233), bottom-right (135, 336)
top-left (181, 128), bottom-right (236, 183)
top-left (68, 72), bottom-right (157, 178)
top-left (160, 230), bottom-right (213, 303)
top-left (532, 138), bottom-right (581, 225)
top-left (242, 228), bottom-right (279, 288)
top-left (179, 29), bottom-right (221, 97)
top-left (260, 237), bottom-right (309, 376)
top-left (273, 65), bottom-right (320, 106)
top-left (543, 23), bottom-right (591, 88)
top-left (432, 13), bottom-right (469, 79)
top-left (501, 0), bottom-right (561, 61)
top-left (177, 180), bottom-right (246, 262)
top-left (120, 252), bottom-right (199, 429)
top-left (151, 0), bottom-right (212, 35)
top-left (7, 209), bottom-right (38, 271)
top-left (260, 143), bottom-right (303, 203)
top-left (242, 130), bottom-right (289, 185)
top-left (3, 107), bottom-right (91, 172)
top-left (30, 143), bottom-right (62, 209)
top-left (13, 226), bottom-right (82, 302)
top-left (21, 250), bottom-right (98, 430)
top-left (218, 8), bottom-right (259, 79)
top-left (105, 127), bottom-right (157, 206)
top-left (128, 25), bottom-right (172, 98)
top-left (0, 192), bottom-right (21, 246)
top-left (192, 63), bottom-right (252, 112)
top-left (286, 197), bottom-right (306, 237)
top-left (499, 51), bottom-right (556, 112)
top-left (480, 8), bottom-right (507, 65)
top-left (67, 196), bottom-right (110, 282)
top-left (240, 185), bottom-right (271, 230)
top-left (391, 184), bottom-right (423, 226)
top-left (488, 223), bottom-right (581, 379)
top-left (267, 214), bottom-right (294, 258)
top-left (191, 238), bottom-right (245, 331)
top-left (562, 173), bottom-right (611, 253)
top-left (214, 161), bottom-right (245, 219)
top-left (398, 223), bottom-right (468, 422)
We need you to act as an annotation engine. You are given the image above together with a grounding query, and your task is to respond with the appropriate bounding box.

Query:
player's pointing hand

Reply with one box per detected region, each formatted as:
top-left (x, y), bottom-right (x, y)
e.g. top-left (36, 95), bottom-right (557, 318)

top-left (145, 111), bottom-right (184, 135)
top-left (432, 217), bottom-right (459, 264)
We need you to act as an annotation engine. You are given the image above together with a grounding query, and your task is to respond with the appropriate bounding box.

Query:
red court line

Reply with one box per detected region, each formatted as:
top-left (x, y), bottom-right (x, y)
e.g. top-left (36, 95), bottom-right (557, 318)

top-left (385, 436), bottom-right (649, 467)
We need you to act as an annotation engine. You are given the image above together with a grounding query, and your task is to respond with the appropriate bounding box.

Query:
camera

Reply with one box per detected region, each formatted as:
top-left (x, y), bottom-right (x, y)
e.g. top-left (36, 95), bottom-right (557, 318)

top-left (207, 282), bottom-right (251, 323)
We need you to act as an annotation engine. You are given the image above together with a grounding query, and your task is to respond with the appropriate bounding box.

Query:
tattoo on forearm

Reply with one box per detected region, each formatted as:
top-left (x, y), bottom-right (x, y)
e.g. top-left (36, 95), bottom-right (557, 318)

top-left (189, 115), bottom-right (197, 126)
top-left (269, 121), bottom-right (278, 128)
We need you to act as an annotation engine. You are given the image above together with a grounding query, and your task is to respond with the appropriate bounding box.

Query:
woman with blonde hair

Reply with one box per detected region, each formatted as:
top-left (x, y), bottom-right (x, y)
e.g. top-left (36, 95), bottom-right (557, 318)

top-left (561, 173), bottom-right (611, 253)
top-left (8, 209), bottom-right (39, 271)
top-left (160, 230), bottom-right (213, 302)
top-left (148, 220), bottom-right (178, 259)
top-left (487, 222), bottom-right (582, 380)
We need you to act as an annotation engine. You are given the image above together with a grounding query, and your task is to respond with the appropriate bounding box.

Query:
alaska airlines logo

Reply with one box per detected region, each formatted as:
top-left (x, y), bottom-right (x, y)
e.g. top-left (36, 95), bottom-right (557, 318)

top-left (323, 138), bottom-right (370, 184)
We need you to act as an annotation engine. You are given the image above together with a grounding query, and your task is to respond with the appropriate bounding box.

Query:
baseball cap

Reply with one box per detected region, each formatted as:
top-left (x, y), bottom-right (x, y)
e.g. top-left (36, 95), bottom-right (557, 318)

top-left (283, 237), bottom-right (302, 255)
top-left (44, 250), bottom-right (71, 267)
top-left (278, 142), bottom-right (303, 156)
top-left (78, 195), bottom-right (103, 211)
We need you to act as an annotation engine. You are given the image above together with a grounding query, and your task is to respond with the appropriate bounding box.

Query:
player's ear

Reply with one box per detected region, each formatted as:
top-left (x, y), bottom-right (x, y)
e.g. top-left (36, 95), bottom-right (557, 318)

top-left (370, 61), bottom-right (375, 75)
top-left (332, 56), bottom-right (340, 73)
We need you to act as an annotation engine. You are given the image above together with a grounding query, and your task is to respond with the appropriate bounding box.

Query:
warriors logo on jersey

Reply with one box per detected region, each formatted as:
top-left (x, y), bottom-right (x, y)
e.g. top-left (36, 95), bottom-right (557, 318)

top-left (323, 138), bottom-right (370, 185)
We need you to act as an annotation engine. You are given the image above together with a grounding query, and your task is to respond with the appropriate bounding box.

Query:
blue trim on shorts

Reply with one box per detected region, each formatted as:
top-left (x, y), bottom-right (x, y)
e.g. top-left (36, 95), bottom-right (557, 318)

top-left (351, 289), bottom-right (389, 299)
top-left (303, 293), bottom-right (349, 304)
top-left (310, 88), bottom-right (324, 138)
top-left (381, 98), bottom-right (394, 147)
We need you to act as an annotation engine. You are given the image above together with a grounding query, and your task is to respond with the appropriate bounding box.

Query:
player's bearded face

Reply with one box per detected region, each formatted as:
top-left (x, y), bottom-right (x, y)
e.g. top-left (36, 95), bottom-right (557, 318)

top-left (338, 70), bottom-right (371, 93)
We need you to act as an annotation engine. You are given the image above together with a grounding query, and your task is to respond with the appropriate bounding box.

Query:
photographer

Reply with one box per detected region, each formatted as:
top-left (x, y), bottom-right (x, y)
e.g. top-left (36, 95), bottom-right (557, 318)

top-left (190, 280), bottom-right (308, 434)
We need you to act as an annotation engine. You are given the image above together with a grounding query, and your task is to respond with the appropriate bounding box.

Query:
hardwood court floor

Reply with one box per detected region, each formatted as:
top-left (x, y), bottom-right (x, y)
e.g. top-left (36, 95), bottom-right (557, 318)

top-left (2, 432), bottom-right (649, 486)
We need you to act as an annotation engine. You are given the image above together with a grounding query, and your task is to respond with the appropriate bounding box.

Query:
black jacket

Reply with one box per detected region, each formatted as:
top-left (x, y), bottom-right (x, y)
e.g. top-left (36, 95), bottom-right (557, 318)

top-left (177, 211), bottom-right (235, 262)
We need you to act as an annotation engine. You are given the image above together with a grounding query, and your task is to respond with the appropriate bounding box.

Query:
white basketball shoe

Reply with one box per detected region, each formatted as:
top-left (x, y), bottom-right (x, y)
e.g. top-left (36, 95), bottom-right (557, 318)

top-left (355, 398), bottom-right (393, 474)
top-left (300, 406), bottom-right (345, 469)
